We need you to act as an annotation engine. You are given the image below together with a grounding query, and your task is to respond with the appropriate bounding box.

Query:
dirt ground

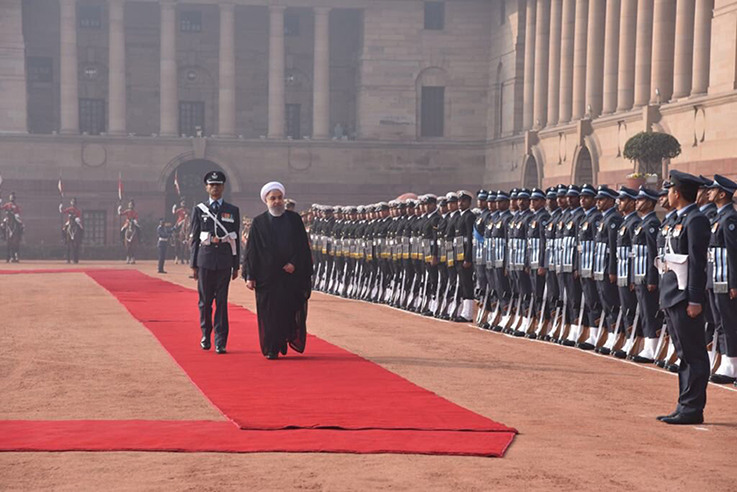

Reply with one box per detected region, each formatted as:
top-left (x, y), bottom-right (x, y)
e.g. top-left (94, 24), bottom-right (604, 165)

top-left (1, 261), bottom-right (736, 491)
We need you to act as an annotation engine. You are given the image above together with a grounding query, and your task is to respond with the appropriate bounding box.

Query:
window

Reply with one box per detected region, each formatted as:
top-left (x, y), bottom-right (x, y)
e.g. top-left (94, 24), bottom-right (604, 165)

top-left (284, 12), bottom-right (300, 36)
top-left (79, 98), bottom-right (106, 135)
top-left (180, 11), bottom-right (202, 32)
top-left (82, 210), bottom-right (106, 245)
top-left (27, 57), bottom-right (53, 83)
top-left (285, 104), bottom-right (301, 139)
top-left (178, 101), bottom-right (205, 137)
top-left (424, 2), bottom-right (445, 30)
top-left (420, 86), bottom-right (444, 137)
top-left (78, 5), bottom-right (102, 29)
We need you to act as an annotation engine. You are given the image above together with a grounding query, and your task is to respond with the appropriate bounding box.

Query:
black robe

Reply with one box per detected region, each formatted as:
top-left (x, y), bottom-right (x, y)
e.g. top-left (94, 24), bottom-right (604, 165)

top-left (243, 210), bottom-right (313, 356)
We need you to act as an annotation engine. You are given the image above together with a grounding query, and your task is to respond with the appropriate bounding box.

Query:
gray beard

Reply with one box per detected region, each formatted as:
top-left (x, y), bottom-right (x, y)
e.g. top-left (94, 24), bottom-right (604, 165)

top-left (268, 205), bottom-right (285, 217)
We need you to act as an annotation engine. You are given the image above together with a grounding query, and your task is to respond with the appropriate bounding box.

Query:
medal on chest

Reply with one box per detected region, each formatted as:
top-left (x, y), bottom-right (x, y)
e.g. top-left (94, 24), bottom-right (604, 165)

top-left (634, 226), bottom-right (642, 236)
top-left (673, 224), bottom-right (683, 237)
top-left (566, 221), bottom-right (574, 230)
top-left (619, 226), bottom-right (626, 236)
top-left (712, 222), bottom-right (719, 233)
top-left (582, 222), bottom-right (589, 231)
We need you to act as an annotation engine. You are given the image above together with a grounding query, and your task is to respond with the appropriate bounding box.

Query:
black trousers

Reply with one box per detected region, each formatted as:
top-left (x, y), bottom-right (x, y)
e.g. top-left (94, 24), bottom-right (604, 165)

top-left (596, 277), bottom-right (620, 331)
top-left (198, 267), bottom-right (232, 348)
top-left (635, 283), bottom-right (660, 338)
top-left (457, 263), bottom-right (474, 300)
top-left (157, 242), bottom-right (168, 272)
top-left (437, 263), bottom-right (448, 304)
top-left (618, 285), bottom-right (638, 327)
top-left (581, 277), bottom-right (602, 327)
top-left (425, 264), bottom-right (439, 302)
top-left (476, 264), bottom-right (488, 297)
top-left (495, 267), bottom-right (512, 308)
top-left (665, 300), bottom-right (709, 415)
top-left (711, 292), bottom-right (737, 356)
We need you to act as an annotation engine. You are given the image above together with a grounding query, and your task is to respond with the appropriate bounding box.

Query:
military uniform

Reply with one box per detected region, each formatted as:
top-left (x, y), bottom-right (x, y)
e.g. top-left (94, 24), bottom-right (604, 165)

top-left (190, 171), bottom-right (240, 353)
top-left (657, 171), bottom-right (711, 424)
top-left (593, 186), bottom-right (623, 338)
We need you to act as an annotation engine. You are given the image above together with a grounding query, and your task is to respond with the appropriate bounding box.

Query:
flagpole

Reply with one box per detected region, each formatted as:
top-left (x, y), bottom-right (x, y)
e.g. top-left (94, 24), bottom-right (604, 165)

top-left (59, 170), bottom-right (65, 241)
top-left (118, 172), bottom-right (123, 245)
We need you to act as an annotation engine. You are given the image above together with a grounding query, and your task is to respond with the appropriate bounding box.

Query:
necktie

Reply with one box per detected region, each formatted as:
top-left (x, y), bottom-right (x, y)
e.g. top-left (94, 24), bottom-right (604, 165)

top-left (211, 201), bottom-right (220, 214)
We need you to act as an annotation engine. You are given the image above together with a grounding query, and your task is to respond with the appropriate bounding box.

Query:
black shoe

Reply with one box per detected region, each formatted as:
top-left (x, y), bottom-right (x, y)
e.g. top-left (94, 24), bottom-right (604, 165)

top-left (280, 344), bottom-right (288, 356)
top-left (709, 374), bottom-right (737, 384)
top-left (513, 330), bottom-right (526, 337)
top-left (660, 413), bottom-right (704, 425)
top-left (656, 410), bottom-right (679, 422)
top-left (453, 316), bottom-right (472, 323)
top-left (215, 346), bottom-right (227, 354)
top-left (526, 333), bottom-right (538, 339)
top-left (655, 359), bottom-right (666, 368)
top-left (612, 350), bottom-right (627, 359)
top-left (578, 342), bottom-right (595, 351)
top-left (200, 337), bottom-right (211, 350)
top-left (667, 363), bottom-right (680, 373)
top-left (266, 352), bottom-right (278, 360)
top-left (561, 339), bottom-right (576, 347)
top-left (158, 270), bottom-right (167, 274)
top-left (598, 347), bottom-right (611, 355)
top-left (631, 355), bottom-right (655, 364)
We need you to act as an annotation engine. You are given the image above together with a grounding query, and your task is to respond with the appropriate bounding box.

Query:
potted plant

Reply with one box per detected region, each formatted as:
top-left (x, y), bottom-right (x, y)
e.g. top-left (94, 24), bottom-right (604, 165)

top-left (623, 131), bottom-right (682, 181)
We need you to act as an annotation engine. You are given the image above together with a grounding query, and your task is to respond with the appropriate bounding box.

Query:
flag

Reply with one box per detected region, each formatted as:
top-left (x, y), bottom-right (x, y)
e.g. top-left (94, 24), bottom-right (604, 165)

top-left (174, 170), bottom-right (181, 197)
top-left (58, 177), bottom-right (64, 198)
top-left (118, 173), bottom-right (123, 201)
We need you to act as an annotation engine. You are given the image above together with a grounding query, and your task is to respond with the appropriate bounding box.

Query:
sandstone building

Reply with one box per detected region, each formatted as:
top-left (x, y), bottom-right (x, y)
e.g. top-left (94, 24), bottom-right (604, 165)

top-left (0, 0), bottom-right (735, 245)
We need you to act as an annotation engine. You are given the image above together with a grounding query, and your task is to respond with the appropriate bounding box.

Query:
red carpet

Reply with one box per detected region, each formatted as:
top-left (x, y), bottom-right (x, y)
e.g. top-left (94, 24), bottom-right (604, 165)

top-left (1, 269), bottom-right (517, 457)
top-left (0, 421), bottom-right (515, 457)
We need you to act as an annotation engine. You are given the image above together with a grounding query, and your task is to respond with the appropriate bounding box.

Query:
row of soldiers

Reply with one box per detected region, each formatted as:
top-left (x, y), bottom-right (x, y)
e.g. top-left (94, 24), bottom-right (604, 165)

top-left (309, 172), bottom-right (737, 397)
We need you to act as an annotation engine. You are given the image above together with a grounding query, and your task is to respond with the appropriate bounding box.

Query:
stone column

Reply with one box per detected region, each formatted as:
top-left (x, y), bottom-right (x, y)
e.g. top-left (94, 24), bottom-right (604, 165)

top-left (159, 0), bottom-right (178, 137)
top-left (558, 0), bottom-right (575, 123)
top-left (650, 0), bottom-right (677, 103)
top-left (571, 0), bottom-right (589, 119)
top-left (312, 7), bottom-right (331, 139)
top-left (108, 0), bottom-right (126, 135)
top-left (218, 3), bottom-right (236, 137)
top-left (616, 0), bottom-right (637, 111)
top-left (59, 0), bottom-right (79, 134)
top-left (634, 0), bottom-right (654, 107)
top-left (533, 0), bottom-right (550, 128)
top-left (0, 0), bottom-right (28, 133)
top-left (602, 0), bottom-right (621, 114)
top-left (523, 0), bottom-right (537, 130)
top-left (691, 0), bottom-right (713, 95)
top-left (547, 0), bottom-right (563, 125)
top-left (585, 0), bottom-right (606, 118)
top-left (268, 6), bottom-right (286, 139)
top-left (672, 0), bottom-right (696, 99)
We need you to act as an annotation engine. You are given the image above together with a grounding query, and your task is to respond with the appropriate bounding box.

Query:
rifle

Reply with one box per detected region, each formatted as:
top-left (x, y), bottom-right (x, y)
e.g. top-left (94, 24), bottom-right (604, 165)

top-left (476, 288), bottom-right (490, 326)
top-left (600, 308), bottom-right (624, 355)
top-left (563, 292), bottom-right (586, 346)
top-left (515, 294), bottom-right (535, 336)
top-left (618, 303), bottom-right (642, 359)
top-left (531, 283), bottom-right (549, 339)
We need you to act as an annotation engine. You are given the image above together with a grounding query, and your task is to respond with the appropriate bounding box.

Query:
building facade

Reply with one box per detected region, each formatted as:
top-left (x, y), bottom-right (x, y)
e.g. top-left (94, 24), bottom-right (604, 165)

top-left (0, 0), bottom-right (736, 246)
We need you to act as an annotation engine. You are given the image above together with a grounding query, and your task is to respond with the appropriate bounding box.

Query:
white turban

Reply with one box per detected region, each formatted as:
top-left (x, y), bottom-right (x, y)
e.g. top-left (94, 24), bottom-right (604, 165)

top-left (260, 181), bottom-right (285, 203)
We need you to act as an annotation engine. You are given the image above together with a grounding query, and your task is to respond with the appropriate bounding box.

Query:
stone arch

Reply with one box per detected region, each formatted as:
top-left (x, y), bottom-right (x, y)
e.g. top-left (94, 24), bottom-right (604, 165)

top-left (159, 151), bottom-right (242, 194)
top-left (572, 145), bottom-right (595, 186)
top-left (415, 66), bottom-right (450, 138)
top-left (522, 154), bottom-right (540, 189)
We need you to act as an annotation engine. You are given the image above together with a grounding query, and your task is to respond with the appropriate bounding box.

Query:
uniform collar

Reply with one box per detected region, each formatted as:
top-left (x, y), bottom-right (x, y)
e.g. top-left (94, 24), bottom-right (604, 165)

top-left (584, 207), bottom-right (596, 215)
top-left (718, 203), bottom-right (732, 213)
top-left (677, 203), bottom-right (697, 217)
top-left (208, 197), bottom-right (223, 207)
top-left (624, 211), bottom-right (638, 221)
top-left (640, 211), bottom-right (656, 221)
top-left (699, 203), bottom-right (715, 212)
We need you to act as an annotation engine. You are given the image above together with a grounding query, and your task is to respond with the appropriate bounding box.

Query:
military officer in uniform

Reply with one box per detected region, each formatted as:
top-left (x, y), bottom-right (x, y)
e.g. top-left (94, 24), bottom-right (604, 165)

top-left (705, 175), bottom-right (737, 384)
top-left (527, 188), bottom-right (550, 335)
top-left (190, 171), bottom-right (241, 354)
top-left (657, 170), bottom-right (711, 425)
top-left (593, 185), bottom-right (623, 353)
top-left (574, 184), bottom-right (602, 349)
top-left (630, 187), bottom-right (662, 362)
top-left (454, 190), bottom-right (476, 321)
top-left (613, 186), bottom-right (641, 358)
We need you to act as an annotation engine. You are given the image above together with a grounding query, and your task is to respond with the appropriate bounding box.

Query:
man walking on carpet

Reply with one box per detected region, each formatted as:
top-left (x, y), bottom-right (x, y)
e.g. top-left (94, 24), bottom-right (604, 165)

top-left (190, 171), bottom-right (241, 355)
top-left (244, 181), bottom-right (313, 360)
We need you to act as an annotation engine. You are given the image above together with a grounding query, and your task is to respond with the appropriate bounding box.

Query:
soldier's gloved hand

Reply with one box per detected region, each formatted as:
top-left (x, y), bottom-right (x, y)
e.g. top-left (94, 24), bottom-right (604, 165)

top-left (192, 268), bottom-right (199, 281)
top-left (609, 274), bottom-right (617, 284)
top-left (463, 261), bottom-right (472, 269)
top-left (730, 288), bottom-right (737, 300)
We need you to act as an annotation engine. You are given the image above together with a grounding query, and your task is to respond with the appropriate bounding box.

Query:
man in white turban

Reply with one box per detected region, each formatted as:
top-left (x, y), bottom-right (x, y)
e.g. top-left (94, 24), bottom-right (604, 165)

top-left (244, 181), bottom-right (313, 359)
